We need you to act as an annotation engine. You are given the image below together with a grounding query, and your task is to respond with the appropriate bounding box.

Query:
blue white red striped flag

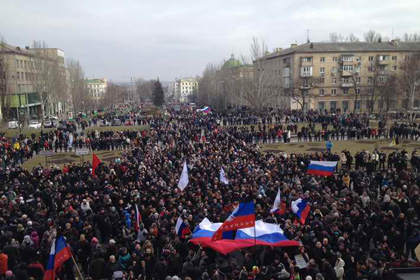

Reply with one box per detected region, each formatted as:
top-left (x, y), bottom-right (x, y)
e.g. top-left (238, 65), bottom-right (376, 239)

top-left (175, 217), bottom-right (191, 238)
top-left (307, 160), bottom-right (337, 176)
top-left (212, 201), bottom-right (255, 241)
top-left (291, 198), bottom-right (310, 224)
top-left (43, 236), bottom-right (72, 280)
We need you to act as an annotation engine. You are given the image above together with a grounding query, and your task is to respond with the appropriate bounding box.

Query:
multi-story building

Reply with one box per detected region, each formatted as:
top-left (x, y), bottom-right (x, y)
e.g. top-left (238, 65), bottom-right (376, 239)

top-left (175, 77), bottom-right (199, 102)
top-left (85, 78), bottom-right (107, 101)
top-left (0, 43), bottom-right (66, 121)
top-left (258, 41), bottom-right (420, 113)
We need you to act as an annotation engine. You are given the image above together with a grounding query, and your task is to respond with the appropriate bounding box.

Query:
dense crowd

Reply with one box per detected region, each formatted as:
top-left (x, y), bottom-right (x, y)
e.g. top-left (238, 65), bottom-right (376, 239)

top-left (0, 108), bottom-right (419, 280)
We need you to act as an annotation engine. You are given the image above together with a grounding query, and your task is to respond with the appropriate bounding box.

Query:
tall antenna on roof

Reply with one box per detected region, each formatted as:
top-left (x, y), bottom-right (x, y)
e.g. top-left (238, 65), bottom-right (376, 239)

top-left (392, 28), bottom-right (394, 40)
top-left (307, 29), bottom-right (310, 43)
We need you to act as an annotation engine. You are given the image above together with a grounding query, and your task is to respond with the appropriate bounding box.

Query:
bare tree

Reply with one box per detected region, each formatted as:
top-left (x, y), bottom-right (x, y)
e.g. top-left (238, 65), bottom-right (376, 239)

top-left (247, 37), bottom-right (283, 109)
top-left (102, 82), bottom-right (124, 107)
top-left (403, 33), bottom-right (420, 42)
top-left (364, 30), bottom-right (382, 43)
top-left (135, 78), bottom-right (153, 102)
top-left (285, 76), bottom-right (319, 119)
top-left (346, 33), bottom-right (360, 42)
top-left (379, 74), bottom-right (397, 117)
top-left (67, 58), bottom-right (89, 115)
top-left (329, 33), bottom-right (344, 43)
top-left (398, 53), bottom-right (420, 122)
top-left (31, 41), bottom-right (66, 117)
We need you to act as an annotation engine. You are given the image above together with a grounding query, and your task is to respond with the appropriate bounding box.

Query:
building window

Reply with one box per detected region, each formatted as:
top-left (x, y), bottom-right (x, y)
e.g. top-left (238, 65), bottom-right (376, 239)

top-left (319, 89), bottom-right (325, 96)
top-left (302, 57), bottom-right (313, 62)
top-left (318, 101), bottom-right (325, 110)
top-left (392, 65), bottom-right (398, 71)
top-left (301, 66), bottom-right (312, 76)
top-left (368, 66), bottom-right (375, 72)
top-left (392, 56), bottom-right (397, 61)
top-left (379, 65), bottom-right (387, 71)
top-left (16, 72), bottom-right (20, 79)
top-left (320, 78), bottom-right (325, 84)
top-left (16, 59), bottom-right (19, 68)
top-left (331, 89), bottom-right (337, 96)
top-left (368, 77), bottom-right (373, 84)
top-left (320, 67), bottom-right (325, 73)
top-left (343, 88), bottom-right (349, 95)
top-left (355, 77), bottom-right (361, 84)
top-left (332, 57), bottom-right (338, 62)
top-left (356, 88), bottom-right (361, 95)
top-left (332, 67), bottom-right (337, 73)
top-left (378, 76), bottom-right (387, 82)
top-left (330, 101), bottom-right (337, 111)
top-left (342, 55), bottom-right (354, 62)
top-left (342, 65), bottom-right (354, 72)
top-left (405, 55), bottom-right (410, 60)
top-left (355, 100), bottom-right (361, 110)
top-left (342, 101), bottom-right (349, 112)
top-left (369, 56), bottom-right (374, 61)
top-left (320, 57), bottom-right (325, 62)
top-left (378, 55), bottom-right (389, 61)
top-left (332, 78), bottom-right (337, 84)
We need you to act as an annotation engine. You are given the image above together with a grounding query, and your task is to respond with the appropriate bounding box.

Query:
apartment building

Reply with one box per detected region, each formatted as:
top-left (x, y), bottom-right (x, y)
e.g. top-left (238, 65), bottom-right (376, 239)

top-left (0, 43), bottom-right (66, 120)
top-left (175, 77), bottom-right (199, 102)
top-left (259, 41), bottom-right (420, 113)
top-left (85, 78), bottom-right (107, 101)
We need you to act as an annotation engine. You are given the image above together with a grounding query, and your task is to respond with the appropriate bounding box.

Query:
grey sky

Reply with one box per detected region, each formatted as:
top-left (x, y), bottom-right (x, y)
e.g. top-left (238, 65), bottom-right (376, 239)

top-left (1, 0), bottom-right (419, 82)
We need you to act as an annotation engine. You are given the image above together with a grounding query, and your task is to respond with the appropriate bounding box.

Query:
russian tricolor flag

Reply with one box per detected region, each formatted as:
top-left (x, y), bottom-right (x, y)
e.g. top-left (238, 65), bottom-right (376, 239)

top-left (307, 160), bottom-right (337, 176)
top-left (175, 217), bottom-right (191, 238)
top-left (190, 218), bottom-right (300, 255)
top-left (291, 198), bottom-right (310, 224)
top-left (44, 236), bottom-right (72, 280)
top-left (212, 201), bottom-right (255, 241)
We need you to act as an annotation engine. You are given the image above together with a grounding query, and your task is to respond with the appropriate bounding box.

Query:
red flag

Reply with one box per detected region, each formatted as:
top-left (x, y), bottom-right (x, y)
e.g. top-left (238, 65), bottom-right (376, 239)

top-left (92, 153), bottom-right (101, 177)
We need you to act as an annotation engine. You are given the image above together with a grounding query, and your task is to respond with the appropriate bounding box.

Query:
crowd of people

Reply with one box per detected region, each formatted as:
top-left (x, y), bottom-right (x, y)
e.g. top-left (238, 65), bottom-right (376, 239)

top-left (0, 107), bottom-right (419, 280)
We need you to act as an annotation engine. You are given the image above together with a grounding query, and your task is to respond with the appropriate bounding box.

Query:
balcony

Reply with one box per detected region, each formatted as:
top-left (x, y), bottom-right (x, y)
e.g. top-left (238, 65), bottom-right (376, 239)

top-left (341, 82), bottom-right (354, 88)
top-left (341, 70), bottom-right (353, 76)
top-left (301, 72), bottom-right (312, 77)
top-left (378, 59), bottom-right (390, 65)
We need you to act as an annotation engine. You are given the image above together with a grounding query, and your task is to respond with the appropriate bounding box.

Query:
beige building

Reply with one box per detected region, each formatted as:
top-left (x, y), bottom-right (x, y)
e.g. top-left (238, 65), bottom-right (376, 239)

top-left (175, 77), bottom-right (199, 102)
top-left (259, 41), bottom-right (420, 113)
top-left (0, 43), bottom-right (66, 120)
top-left (85, 78), bottom-right (107, 101)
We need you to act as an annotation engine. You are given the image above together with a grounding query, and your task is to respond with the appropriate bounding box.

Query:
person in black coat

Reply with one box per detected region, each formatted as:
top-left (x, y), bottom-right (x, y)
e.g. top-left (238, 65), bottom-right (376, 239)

top-left (89, 252), bottom-right (106, 280)
top-left (105, 255), bottom-right (123, 280)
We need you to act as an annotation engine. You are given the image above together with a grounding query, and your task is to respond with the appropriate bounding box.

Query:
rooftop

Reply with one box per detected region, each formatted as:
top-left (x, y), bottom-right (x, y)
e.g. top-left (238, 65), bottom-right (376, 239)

top-left (263, 41), bottom-right (420, 60)
top-left (85, 78), bottom-right (107, 84)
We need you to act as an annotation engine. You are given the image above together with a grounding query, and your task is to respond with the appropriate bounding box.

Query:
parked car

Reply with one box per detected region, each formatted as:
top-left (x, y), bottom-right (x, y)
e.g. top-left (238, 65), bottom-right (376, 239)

top-left (43, 119), bottom-right (55, 128)
top-left (28, 119), bottom-right (42, 129)
top-left (8, 120), bottom-right (21, 129)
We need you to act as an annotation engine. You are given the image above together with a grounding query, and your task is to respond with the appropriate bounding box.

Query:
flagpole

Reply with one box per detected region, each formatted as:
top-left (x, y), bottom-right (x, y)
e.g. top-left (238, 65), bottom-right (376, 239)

top-left (71, 254), bottom-right (85, 280)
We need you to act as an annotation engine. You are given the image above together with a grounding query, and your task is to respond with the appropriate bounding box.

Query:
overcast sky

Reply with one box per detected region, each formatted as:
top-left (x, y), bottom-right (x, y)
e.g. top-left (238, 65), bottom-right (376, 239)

top-left (1, 0), bottom-right (419, 81)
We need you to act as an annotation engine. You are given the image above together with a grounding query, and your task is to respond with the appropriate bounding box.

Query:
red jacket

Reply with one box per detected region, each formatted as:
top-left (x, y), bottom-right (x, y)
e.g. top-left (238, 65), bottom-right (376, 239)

top-left (0, 253), bottom-right (8, 275)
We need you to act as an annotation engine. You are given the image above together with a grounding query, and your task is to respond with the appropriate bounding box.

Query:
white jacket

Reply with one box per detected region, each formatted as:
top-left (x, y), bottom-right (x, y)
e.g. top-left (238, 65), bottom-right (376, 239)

top-left (335, 258), bottom-right (345, 280)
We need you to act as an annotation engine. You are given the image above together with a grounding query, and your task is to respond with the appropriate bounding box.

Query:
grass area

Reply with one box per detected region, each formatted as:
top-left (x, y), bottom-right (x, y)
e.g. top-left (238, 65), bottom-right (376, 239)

top-left (21, 149), bottom-right (127, 170)
top-left (260, 138), bottom-right (420, 156)
top-left (0, 125), bottom-right (150, 138)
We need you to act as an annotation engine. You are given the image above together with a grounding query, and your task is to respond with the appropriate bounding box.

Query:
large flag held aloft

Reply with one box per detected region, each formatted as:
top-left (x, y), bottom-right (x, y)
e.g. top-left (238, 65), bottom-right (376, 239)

top-left (212, 201), bottom-right (255, 241)
top-left (220, 167), bottom-right (229, 185)
top-left (92, 153), bottom-right (101, 177)
top-left (177, 161), bottom-right (189, 191)
top-left (291, 198), bottom-right (310, 224)
top-left (307, 160), bottom-right (337, 176)
top-left (191, 218), bottom-right (300, 255)
top-left (44, 236), bottom-right (72, 280)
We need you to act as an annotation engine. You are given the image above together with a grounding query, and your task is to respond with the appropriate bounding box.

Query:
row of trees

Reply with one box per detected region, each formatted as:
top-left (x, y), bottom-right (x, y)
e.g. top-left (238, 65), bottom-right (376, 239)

top-left (329, 31), bottom-right (420, 43)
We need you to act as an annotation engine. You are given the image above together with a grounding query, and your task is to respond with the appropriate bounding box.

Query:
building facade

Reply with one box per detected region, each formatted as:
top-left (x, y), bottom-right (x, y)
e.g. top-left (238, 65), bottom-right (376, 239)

top-left (85, 78), bottom-right (107, 101)
top-left (175, 77), bottom-right (199, 102)
top-left (0, 43), bottom-right (66, 121)
top-left (259, 41), bottom-right (420, 113)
